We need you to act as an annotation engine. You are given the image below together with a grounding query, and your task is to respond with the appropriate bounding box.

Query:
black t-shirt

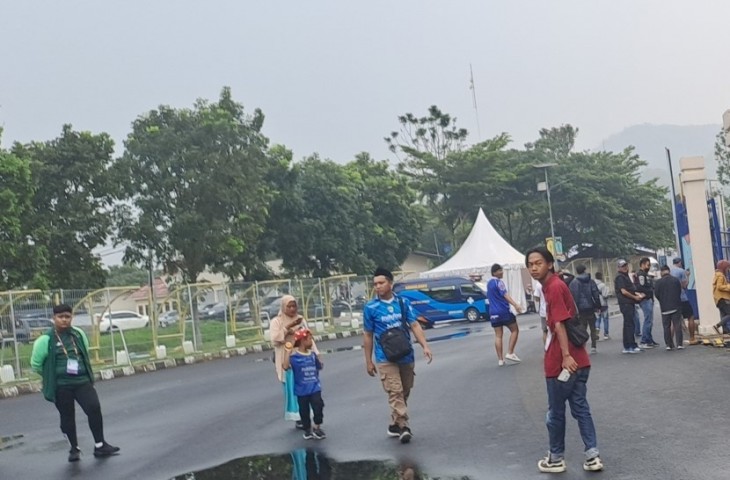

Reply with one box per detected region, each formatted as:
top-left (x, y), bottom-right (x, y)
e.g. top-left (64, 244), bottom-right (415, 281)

top-left (615, 272), bottom-right (638, 305)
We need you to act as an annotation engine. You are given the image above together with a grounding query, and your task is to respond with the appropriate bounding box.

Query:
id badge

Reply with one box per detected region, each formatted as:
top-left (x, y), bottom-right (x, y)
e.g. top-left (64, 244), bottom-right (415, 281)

top-left (66, 359), bottom-right (80, 375)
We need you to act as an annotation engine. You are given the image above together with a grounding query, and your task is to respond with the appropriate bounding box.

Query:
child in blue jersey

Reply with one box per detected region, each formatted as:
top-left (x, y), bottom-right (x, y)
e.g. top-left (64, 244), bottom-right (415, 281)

top-left (282, 329), bottom-right (325, 440)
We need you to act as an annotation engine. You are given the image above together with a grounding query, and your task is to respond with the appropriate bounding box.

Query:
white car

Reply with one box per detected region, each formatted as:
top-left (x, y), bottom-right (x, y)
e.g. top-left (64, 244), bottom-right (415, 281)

top-left (97, 311), bottom-right (149, 332)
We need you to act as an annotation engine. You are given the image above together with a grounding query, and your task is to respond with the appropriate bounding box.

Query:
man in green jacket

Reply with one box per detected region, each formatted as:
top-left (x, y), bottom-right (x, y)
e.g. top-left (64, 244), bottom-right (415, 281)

top-left (31, 304), bottom-right (120, 462)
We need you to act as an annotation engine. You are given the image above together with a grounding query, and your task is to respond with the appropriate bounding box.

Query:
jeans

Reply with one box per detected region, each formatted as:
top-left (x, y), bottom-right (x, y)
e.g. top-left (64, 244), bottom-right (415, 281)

top-left (545, 367), bottom-right (599, 461)
top-left (633, 305), bottom-right (641, 337)
top-left (621, 303), bottom-right (638, 350)
top-left (595, 307), bottom-right (609, 335)
top-left (662, 311), bottom-right (683, 348)
top-left (639, 299), bottom-right (655, 344)
top-left (54, 382), bottom-right (105, 448)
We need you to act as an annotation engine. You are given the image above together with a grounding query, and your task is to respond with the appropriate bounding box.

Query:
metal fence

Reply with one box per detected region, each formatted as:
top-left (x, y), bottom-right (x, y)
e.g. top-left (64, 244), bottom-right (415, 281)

top-left (0, 272), bottom-right (416, 381)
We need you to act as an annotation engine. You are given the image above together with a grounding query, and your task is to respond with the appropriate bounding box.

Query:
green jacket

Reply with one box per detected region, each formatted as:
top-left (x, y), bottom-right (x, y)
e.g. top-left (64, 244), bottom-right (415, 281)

top-left (30, 327), bottom-right (94, 402)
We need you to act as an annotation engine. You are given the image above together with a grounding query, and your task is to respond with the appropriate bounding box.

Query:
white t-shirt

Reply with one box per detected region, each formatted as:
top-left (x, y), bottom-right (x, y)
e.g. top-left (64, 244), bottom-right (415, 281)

top-left (533, 282), bottom-right (547, 318)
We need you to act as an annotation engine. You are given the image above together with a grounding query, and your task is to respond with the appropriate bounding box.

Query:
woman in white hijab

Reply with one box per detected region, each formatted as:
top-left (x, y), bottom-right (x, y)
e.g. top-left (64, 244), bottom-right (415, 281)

top-left (270, 295), bottom-right (319, 426)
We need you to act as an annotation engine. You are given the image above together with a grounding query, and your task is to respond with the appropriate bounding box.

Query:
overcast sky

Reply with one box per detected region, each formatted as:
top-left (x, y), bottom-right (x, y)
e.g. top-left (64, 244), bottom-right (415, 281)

top-left (2, 0), bottom-right (729, 166)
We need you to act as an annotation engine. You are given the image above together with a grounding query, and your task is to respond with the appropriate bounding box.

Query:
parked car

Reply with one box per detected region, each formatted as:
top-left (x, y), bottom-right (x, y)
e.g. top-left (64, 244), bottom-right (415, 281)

top-left (97, 311), bottom-right (149, 332)
top-left (393, 276), bottom-right (489, 328)
top-left (14, 317), bottom-right (54, 343)
top-left (257, 297), bottom-right (347, 321)
top-left (158, 310), bottom-right (179, 328)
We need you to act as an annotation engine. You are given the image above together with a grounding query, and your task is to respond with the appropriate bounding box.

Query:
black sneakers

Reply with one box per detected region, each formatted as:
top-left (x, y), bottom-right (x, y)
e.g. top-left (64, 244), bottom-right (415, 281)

top-left (93, 442), bottom-right (120, 458)
top-left (68, 447), bottom-right (81, 462)
top-left (295, 421), bottom-right (305, 430)
top-left (302, 429), bottom-right (314, 440)
top-left (387, 424), bottom-right (401, 438)
top-left (399, 427), bottom-right (412, 444)
top-left (312, 428), bottom-right (326, 440)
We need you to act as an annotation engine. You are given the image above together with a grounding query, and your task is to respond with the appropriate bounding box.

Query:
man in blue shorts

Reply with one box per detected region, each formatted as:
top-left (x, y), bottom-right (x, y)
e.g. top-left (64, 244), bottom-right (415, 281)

top-left (487, 263), bottom-right (524, 366)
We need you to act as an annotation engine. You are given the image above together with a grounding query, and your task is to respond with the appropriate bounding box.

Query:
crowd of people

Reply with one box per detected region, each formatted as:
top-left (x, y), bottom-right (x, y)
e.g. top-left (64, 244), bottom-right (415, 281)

top-left (30, 252), bottom-right (729, 475)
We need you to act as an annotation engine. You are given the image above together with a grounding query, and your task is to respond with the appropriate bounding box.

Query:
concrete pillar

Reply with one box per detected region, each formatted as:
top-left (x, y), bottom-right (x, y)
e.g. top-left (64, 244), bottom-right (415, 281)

top-left (723, 110), bottom-right (730, 145)
top-left (679, 156), bottom-right (715, 334)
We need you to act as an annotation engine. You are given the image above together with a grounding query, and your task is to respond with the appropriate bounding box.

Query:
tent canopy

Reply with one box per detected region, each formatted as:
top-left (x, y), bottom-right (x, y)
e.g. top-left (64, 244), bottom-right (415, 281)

top-left (420, 208), bottom-right (528, 311)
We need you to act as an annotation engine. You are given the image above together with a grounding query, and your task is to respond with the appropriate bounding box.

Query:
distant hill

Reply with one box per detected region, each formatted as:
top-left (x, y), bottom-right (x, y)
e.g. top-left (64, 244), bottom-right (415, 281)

top-left (596, 124), bottom-right (721, 190)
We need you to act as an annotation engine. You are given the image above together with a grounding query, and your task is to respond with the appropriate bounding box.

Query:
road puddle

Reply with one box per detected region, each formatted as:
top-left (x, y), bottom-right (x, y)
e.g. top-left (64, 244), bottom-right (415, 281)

top-left (171, 449), bottom-right (471, 479)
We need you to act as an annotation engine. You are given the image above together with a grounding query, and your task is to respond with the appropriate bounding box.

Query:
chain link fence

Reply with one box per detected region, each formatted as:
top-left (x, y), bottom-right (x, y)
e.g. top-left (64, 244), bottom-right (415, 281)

top-left (0, 273), bottom-right (406, 382)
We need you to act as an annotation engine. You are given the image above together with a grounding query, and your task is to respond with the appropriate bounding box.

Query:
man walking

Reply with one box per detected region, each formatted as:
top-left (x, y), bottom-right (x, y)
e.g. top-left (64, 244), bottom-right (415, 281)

top-left (526, 247), bottom-right (603, 473)
top-left (363, 267), bottom-right (433, 444)
top-left (670, 257), bottom-right (697, 344)
top-left (487, 263), bottom-right (524, 366)
top-left (635, 257), bottom-right (660, 349)
top-left (614, 260), bottom-right (645, 354)
top-left (30, 304), bottom-right (120, 462)
top-left (654, 265), bottom-right (684, 350)
top-left (568, 265), bottom-right (601, 354)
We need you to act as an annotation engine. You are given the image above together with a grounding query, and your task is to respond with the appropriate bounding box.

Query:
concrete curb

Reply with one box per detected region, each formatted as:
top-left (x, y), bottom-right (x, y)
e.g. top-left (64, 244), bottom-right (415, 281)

top-left (0, 328), bottom-right (364, 400)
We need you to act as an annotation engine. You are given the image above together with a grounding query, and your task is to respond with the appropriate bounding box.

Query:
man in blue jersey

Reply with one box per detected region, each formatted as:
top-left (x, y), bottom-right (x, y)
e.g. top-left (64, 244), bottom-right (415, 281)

top-left (364, 267), bottom-right (433, 444)
top-left (487, 263), bottom-right (524, 366)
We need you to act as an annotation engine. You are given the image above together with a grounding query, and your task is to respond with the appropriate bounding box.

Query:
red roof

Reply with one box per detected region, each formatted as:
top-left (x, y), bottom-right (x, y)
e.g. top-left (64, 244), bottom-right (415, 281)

top-left (130, 278), bottom-right (169, 301)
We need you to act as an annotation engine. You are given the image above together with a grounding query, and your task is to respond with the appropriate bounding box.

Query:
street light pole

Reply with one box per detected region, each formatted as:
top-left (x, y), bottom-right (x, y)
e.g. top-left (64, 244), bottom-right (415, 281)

top-left (543, 167), bottom-right (557, 245)
top-left (534, 163), bottom-right (558, 256)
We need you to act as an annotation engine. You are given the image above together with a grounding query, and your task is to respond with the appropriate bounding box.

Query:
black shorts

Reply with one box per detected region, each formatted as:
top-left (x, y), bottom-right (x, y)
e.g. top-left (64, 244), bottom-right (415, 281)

top-left (490, 312), bottom-right (516, 328)
top-left (681, 301), bottom-right (694, 319)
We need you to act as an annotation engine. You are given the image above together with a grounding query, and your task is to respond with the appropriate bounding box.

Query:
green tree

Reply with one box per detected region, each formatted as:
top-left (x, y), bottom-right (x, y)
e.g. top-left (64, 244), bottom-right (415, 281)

top-left (0, 132), bottom-right (45, 290)
top-left (12, 125), bottom-right (116, 289)
top-left (113, 87), bottom-right (274, 345)
top-left (346, 153), bottom-right (423, 272)
top-left (526, 126), bottom-right (674, 255)
top-left (270, 153), bottom-right (422, 276)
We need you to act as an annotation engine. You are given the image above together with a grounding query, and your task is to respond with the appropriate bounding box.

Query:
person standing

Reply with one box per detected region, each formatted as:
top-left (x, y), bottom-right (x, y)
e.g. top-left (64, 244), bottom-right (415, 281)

top-left (654, 265), bottom-right (684, 350)
top-left (30, 304), bottom-right (120, 462)
top-left (614, 260), bottom-right (645, 354)
top-left (282, 329), bottom-right (326, 440)
top-left (526, 247), bottom-right (603, 474)
top-left (635, 257), bottom-right (660, 349)
top-left (593, 272), bottom-right (610, 340)
top-left (533, 281), bottom-right (548, 344)
top-left (363, 267), bottom-right (433, 444)
top-left (568, 265), bottom-right (601, 355)
top-left (670, 258), bottom-right (698, 345)
top-left (487, 263), bottom-right (524, 366)
top-left (711, 260), bottom-right (730, 334)
top-left (270, 295), bottom-right (319, 429)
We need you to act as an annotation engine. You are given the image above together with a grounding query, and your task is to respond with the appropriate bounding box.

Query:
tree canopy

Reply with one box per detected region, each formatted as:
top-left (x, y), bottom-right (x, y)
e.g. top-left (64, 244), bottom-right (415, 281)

top-left (0, 97), bottom-right (676, 291)
top-left (113, 87), bottom-right (274, 284)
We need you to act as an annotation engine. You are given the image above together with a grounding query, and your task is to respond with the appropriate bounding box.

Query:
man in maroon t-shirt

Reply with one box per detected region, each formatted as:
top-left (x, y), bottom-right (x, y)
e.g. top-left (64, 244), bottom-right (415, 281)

top-left (526, 247), bottom-right (603, 474)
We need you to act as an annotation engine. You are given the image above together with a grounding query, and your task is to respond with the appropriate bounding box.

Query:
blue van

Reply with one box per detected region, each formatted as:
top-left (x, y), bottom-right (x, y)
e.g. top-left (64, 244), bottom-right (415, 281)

top-left (393, 277), bottom-right (489, 328)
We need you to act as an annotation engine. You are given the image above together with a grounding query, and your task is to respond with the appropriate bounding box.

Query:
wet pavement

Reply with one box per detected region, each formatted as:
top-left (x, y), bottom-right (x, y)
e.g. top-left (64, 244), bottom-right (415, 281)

top-left (1, 312), bottom-right (729, 479)
top-left (171, 449), bottom-right (471, 479)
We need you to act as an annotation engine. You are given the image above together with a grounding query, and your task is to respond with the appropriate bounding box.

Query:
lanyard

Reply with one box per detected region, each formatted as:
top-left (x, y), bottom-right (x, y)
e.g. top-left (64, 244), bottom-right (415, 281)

top-left (55, 331), bottom-right (79, 359)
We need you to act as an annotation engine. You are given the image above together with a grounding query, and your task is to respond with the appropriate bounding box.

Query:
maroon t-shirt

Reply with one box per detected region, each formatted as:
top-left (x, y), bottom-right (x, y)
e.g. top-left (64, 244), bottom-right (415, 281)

top-left (543, 274), bottom-right (591, 377)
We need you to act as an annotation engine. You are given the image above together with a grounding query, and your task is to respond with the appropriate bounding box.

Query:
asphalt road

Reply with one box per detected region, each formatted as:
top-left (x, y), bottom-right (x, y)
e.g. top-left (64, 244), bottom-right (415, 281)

top-left (1, 313), bottom-right (729, 480)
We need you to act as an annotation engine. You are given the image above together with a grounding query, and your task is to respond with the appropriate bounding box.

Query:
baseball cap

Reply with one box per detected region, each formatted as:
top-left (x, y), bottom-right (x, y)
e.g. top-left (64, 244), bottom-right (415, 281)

top-left (293, 328), bottom-right (311, 345)
top-left (617, 259), bottom-right (628, 267)
top-left (672, 257), bottom-right (682, 265)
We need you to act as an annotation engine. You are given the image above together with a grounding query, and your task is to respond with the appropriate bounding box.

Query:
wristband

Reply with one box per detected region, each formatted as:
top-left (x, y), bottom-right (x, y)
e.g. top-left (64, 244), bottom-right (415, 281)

top-left (284, 342), bottom-right (293, 350)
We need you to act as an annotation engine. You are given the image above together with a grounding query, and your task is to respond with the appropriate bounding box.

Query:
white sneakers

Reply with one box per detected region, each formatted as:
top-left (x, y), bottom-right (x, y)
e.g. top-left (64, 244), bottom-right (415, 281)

top-left (505, 353), bottom-right (521, 363)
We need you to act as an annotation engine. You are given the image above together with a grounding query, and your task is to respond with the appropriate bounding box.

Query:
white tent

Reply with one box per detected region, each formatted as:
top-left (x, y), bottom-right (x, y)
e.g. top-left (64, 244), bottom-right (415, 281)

top-left (420, 208), bottom-right (528, 311)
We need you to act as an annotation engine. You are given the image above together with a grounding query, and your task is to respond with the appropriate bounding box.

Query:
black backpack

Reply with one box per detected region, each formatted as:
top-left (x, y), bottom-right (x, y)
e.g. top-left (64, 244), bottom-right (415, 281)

top-left (379, 297), bottom-right (413, 362)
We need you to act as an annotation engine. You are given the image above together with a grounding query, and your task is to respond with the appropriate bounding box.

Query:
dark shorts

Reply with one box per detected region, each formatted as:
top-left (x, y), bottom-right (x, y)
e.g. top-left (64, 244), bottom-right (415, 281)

top-left (681, 301), bottom-right (693, 319)
top-left (490, 312), bottom-right (516, 328)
